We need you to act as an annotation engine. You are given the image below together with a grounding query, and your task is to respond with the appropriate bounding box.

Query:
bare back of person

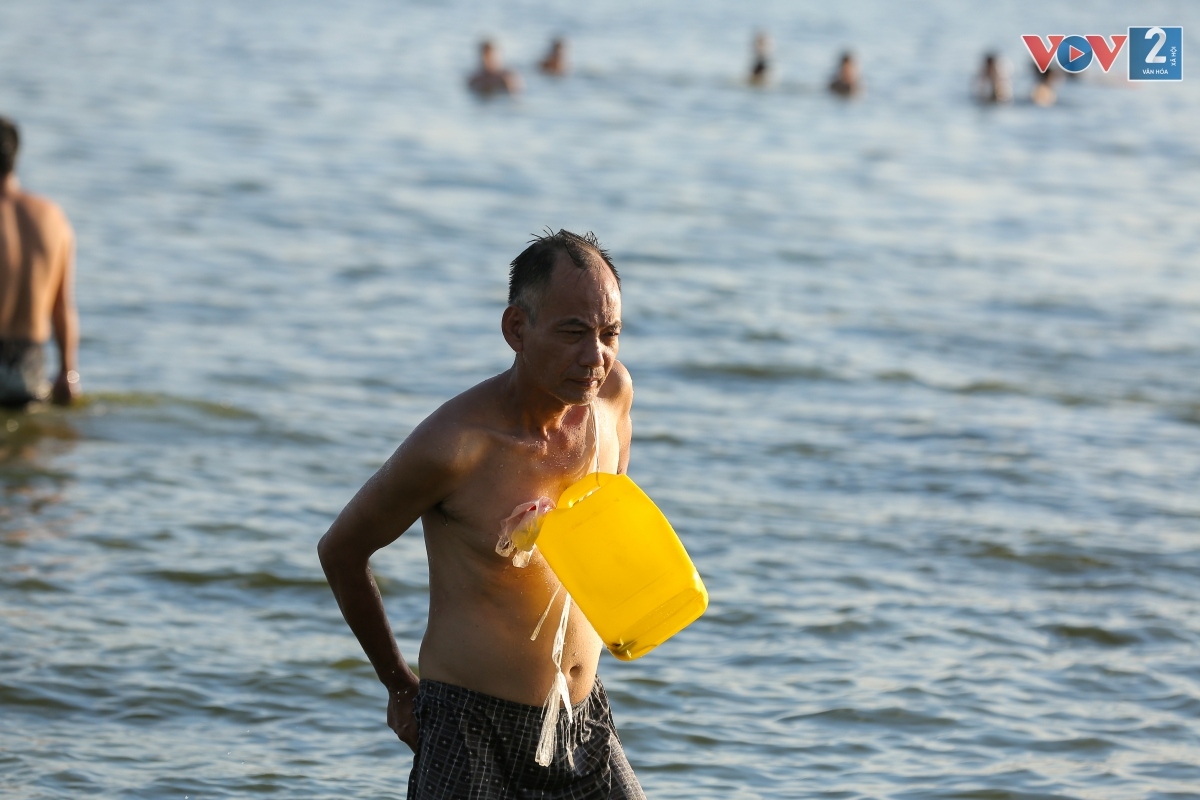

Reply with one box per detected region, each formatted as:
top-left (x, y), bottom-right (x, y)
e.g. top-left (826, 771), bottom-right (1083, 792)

top-left (0, 187), bottom-right (73, 343)
top-left (0, 117), bottom-right (80, 407)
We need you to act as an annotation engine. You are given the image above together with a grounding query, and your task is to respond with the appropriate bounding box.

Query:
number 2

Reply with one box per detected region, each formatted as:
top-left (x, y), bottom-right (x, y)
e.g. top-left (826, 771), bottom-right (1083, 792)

top-left (1145, 27), bottom-right (1167, 64)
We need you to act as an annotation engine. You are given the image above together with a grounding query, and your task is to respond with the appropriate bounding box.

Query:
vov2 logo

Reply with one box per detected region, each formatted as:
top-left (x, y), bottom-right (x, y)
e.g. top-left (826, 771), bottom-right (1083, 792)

top-left (1022, 28), bottom-right (1182, 81)
top-left (1128, 27), bottom-right (1183, 80)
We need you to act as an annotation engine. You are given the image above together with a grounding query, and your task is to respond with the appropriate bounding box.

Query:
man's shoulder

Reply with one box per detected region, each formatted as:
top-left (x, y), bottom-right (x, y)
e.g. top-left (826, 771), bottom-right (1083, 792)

top-left (402, 377), bottom-right (508, 477)
top-left (14, 191), bottom-right (71, 232)
top-left (599, 360), bottom-right (633, 410)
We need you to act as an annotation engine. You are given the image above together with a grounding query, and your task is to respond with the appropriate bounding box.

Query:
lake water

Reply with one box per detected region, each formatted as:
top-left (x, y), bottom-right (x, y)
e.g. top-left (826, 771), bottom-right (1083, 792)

top-left (3, 2), bottom-right (1200, 798)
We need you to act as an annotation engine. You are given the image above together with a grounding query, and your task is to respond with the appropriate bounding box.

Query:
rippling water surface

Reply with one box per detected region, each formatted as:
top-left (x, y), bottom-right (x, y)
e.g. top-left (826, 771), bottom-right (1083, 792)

top-left (3, 2), bottom-right (1200, 798)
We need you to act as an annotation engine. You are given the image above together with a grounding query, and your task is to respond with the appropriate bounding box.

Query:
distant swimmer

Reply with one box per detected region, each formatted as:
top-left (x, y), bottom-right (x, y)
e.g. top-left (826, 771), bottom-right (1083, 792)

top-left (468, 39), bottom-right (523, 96)
top-left (828, 50), bottom-right (862, 97)
top-left (1030, 61), bottom-right (1059, 107)
top-left (319, 230), bottom-right (645, 798)
top-left (539, 37), bottom-right (567, 77)
top-left (974, 52), bottom-right (1012, 104)
top-left (0, 117), bottom-right (79, 409)
top-left (749, 31), bottom-right (772, 86)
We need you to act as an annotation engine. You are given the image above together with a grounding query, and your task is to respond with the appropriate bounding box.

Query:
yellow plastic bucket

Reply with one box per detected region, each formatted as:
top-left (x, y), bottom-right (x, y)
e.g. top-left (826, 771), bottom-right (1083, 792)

top-left (536, 473), bottom-right (708, 661)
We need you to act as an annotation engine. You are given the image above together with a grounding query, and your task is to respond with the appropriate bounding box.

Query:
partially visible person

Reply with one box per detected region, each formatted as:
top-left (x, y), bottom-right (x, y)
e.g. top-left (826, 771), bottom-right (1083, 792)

top-left (0, 116), bottom-right (79, 409)
top-left (1030, 61), bottom-right (1059, 107)
top-left (828, 50), bottom-right (862, 97)
top-left (748, 31), bottom-right (772, 86)
top-left (539, 37), bottom-right (568, 77)
top-left (469, 40), bottom-right (523, 96)
top-left (973, 52), bottom-right (1012, 104)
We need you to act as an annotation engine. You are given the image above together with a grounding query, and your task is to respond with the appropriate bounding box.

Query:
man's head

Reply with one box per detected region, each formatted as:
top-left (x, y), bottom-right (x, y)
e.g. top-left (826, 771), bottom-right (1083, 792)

top-left (0, 117), bottom-right (18, 177)
top-left (503, 230), bottom-right (622, 405)
top-left (480, 40), bottom-right (498, 70)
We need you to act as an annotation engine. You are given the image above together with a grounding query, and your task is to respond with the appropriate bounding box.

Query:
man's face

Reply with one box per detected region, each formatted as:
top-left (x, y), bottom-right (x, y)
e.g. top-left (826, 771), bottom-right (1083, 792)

top-left (517, 256), bottom-right (622, 406)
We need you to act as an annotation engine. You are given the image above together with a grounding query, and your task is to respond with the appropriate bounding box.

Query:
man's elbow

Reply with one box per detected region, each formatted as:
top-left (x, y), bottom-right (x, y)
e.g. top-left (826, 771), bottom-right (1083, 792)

top-left (318, 521), bottom-right (371, 579)
top-left (317, 529), bottom-right (344, 578)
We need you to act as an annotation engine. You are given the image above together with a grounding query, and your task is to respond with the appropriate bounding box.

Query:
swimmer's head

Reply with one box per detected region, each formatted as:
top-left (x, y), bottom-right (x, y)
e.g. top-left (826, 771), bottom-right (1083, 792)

top-left (480, 39), bottom-right (499, 69)
top-left (0, 117), bottom-right (18, 177)
top-left (504, 230), bottom-right (622, 404)
top-left (754, 32), bottom-right (772, 56)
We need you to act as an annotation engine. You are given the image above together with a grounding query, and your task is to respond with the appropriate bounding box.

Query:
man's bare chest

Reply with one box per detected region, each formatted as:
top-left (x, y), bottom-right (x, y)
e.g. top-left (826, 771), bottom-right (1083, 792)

top-left (434, 413), bottom-right (615, 556)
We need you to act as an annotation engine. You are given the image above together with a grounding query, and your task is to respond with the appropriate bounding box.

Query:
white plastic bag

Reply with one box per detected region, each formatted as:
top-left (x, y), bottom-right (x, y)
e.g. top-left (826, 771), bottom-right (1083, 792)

top-left (495, 497), bottom-right (555, 567)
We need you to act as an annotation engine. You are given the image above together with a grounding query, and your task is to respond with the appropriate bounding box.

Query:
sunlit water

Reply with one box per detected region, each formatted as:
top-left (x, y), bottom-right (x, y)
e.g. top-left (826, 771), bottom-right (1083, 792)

top-left (3, 2), bottom-right (1200, 798)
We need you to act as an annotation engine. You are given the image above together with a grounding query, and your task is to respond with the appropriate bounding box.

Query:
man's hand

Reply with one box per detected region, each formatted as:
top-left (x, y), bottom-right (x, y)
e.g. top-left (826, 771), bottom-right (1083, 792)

top-left (51, 369), bottom-right (79, 405)
top-left (387, 680), bottom-right (420, 752)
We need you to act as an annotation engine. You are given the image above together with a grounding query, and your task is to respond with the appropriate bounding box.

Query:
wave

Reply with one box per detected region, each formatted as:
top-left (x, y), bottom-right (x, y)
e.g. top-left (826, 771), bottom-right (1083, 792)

top-left (677, 363), bottom-right (841, 382)
top-left (82, 392), bottom-right (261, 421)
top-left (145, 569), bottom-right (328, 591)
top-left (1039, 624), bottom-right (1141, 647)
top-left (779, 705), bottom-right (956, 729)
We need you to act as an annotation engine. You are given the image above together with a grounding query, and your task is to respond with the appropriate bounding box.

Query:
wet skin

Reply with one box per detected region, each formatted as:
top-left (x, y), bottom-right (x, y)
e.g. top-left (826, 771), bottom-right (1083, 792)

top-left (0, 174), bottom-right (79, 403)
top-left (318, 255), bottom-right (631, 751)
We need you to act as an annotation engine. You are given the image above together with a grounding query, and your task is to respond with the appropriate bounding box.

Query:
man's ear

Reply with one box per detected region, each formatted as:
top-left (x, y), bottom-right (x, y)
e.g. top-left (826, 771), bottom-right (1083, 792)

top-left (501, 305), bottom-right (526, 353)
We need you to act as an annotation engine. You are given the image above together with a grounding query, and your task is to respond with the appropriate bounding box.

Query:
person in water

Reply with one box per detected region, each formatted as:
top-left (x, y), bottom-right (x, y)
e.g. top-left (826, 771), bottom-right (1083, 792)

top-left (974, 52), bottom-right (1012, 104)
top-left (0, 116), bottom-right (80, 409)
top-left (539, 37), bottom-right (568, 77)
top-left (468, 39), bottom-right (523, 96)
top-left (1030, 61), bottom-right (1059, 107)
top-left (319, 230), bottom-right (644, 799)
top-left (828, 51), bottom-right (862, 97)
top-left (748, 31), bottom-right (772, 86)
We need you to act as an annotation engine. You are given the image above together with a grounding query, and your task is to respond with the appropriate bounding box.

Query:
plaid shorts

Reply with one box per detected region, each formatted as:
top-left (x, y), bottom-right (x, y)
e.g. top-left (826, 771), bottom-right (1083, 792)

top-left (0, 339), bottom-right (47, 408)
top-left (407, 677), bottom-right (645, 800)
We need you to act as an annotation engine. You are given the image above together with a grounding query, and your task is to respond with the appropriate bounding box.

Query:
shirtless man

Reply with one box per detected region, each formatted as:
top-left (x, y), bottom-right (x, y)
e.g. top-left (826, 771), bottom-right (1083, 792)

top-left (468, 40), bottom-right (523, 96)
top-left (539, 38), bottom-right (568, 77)
top-left (974, 52), bottom-right (1013, 104)
top-left (318, 230), bottom-right (644, 798)
top-left (1030, 61), bottom-right (1059, 107)
top-left (0, 116), bottom-right (80, 409)
top-left (828, 51), bottom-right (862, 97)
top-left (748, 31), bottom-right (772, 87)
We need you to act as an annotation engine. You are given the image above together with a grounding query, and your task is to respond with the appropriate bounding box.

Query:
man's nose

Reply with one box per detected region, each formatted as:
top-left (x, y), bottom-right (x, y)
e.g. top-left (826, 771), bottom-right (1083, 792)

top-left (579, 334), bottom-right (605, 368)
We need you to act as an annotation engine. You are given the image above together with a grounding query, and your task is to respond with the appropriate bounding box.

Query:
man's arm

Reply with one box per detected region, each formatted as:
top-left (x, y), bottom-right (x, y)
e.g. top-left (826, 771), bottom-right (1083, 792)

top-left (317, 417), bottom-right (470, 749)
top-left (50, 223), bottom-right (79, 404)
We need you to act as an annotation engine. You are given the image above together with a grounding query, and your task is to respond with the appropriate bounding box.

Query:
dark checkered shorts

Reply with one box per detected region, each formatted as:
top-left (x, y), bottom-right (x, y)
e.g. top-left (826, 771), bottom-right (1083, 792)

top-left (407, 677), bottom-right (646, 800)
top-left (0, 339), bottom-right (46, 408)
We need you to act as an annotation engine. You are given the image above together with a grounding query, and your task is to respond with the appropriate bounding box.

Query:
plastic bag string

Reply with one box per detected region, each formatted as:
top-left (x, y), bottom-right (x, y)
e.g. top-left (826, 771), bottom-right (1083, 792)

top-left (590, 401), bottom-right (599, 476)
top-left (534, 591), bottom-right (574, 767)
